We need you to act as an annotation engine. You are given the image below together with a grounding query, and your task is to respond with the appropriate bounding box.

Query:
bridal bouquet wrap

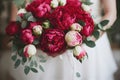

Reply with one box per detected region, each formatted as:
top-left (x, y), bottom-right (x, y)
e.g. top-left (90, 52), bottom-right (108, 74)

top-left (6, 0), bottom-right (109, 74)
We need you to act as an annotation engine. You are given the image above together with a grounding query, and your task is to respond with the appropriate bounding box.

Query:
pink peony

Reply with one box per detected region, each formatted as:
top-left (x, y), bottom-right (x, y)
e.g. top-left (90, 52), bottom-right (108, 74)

top-left (6, 22), bottom-right (20, 36)
top-left (40, 29), bottom-right (66, 57)
top-left (21, 29), bottom-right (34, 44)
top-left (65, 31), bottom-right (83, 47)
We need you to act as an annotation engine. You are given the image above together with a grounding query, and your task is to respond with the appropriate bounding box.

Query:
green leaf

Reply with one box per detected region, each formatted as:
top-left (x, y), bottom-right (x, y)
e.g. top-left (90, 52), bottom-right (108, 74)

top-left (78, 20), bottom-right (85, 26)
top-left (12, 44), bottom-right (18, 52)
top-left (30, 61), bottom-right (34, 67)
top-left (18, 49), bottom-right (24, 57)
top-left (28, 16), bottom-right (36, 22)
top-left (16, 16), bottom-right (22, 22)
top-left (11, 54), bottom-right (17, 61)
top-left (38, 55), bottom-right (45, 59)
top-left (31, 68), bottom-right (38, 73)
top-left (76, 72), bottom-right (81, 78)
top-left (100, 20), bottom-right (109, 27)
top-left (81, 0), bottom-right (93, 5)
top-left (39, 65), bottom-right (44, 72)
top-left (21, 21), bottom-right (27, 28)
top-left (40, 60), bottom-right (47, 63)
top-left (24, 12), bottom-right (32, 19)
top-left (13, 0), bottom-right (25, 8)
top-left (14, 59), bottom-right (21, 68)
top-left (24, 66), bottom-right (30, 75)
top-left (84, 40), bottom-right (96, 48)
top-left (92, 31), bottom-right (100, 39)
top-left (22, 57), bottom-right (27, 65)
top-left (33, 39), bottom-right (39, 45)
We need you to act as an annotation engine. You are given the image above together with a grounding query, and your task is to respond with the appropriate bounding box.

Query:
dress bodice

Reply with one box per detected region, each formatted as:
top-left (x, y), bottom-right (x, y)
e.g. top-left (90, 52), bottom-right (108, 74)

top-left (90, 0), bottom-right (102, 22)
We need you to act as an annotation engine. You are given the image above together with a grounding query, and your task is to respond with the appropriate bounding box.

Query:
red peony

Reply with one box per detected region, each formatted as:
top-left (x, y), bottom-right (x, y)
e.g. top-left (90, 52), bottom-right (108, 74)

top-left (75, 8), bottom-right (94, 37)
top-left (21, 29), bottom-right (34, 44)
top-left (50, 6), bottom-right (76, 31)
top-left (26, 0), bottom-right (51, 18)
top-left (6, 22), bottom-right (20, 36)
top-left (67, 0), bottom-right (81, 7)
top-left (40, 29), bottom-right (66, 56)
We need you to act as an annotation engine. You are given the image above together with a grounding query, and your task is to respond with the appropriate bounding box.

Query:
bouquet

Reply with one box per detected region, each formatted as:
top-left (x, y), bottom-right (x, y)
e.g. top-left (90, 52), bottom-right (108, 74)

top-left (6, 0), bottom-right (109, 75)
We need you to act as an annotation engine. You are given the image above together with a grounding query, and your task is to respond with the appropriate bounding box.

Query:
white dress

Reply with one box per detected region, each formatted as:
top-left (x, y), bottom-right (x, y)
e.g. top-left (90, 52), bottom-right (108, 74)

top-left (9, 0), bottom-right (117, 80)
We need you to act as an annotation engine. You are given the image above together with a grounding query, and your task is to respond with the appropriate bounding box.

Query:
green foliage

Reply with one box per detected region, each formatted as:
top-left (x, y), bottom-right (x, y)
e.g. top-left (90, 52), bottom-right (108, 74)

top-left (14, 59), bottom-right (21, 68)
top-left (81, 0), bottom-right (93, 5)
top-left (97, 20), bottom-right (109, 30)
top-left (24, 66), bottom-right (30, 75)
top-left (13, 0), bottom-right (25, 8)
top-left (92, 31), bottom-right (100, 39)
top-left (39, 65), bottom-right (45, 72)
top-left (11, 54), bottom-right (17, 61)
top-left (31, 68), bottom-right (38, 73)
top-left (84, 39), bottom-right (96, 48)
top-left (78, 20), bottom-right (85, 26)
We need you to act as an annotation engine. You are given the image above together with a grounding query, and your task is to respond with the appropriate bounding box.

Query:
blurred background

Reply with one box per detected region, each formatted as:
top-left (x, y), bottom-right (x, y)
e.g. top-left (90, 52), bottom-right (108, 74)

top-left (0, 0), bottom-right (120, 80)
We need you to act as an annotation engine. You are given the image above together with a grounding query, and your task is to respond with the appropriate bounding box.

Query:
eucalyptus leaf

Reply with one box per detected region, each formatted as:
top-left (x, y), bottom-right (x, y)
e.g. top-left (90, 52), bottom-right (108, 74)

top-left (21, 21), bottom-right (27, 28)
top-left (33, 39), bottom-right (39, 45)
top-left (28, 16), bottom-right (36, 22)
top-left (12, 44), bottom-right (18, 52)
top-left (24, 66), bottom-right (30, 75)
top-left (40, 59), bottom-right (47, 63)
top-left (100, 20), bottom-right (109, 27)
top-left (11, 54), bottom-right (17, 61)
top-left (38, 55), bottom-right (45, 59)
top-left (14, 59), bottom-right (21, 68)
top-left (78, 20), bottom-right (85, 26)
top-left (92, 31), bottom-right (100, 39)
top-left (22, 57), bottom-right (27, 65)
top-left (24, 12), bottom-right (32, 19)
top-left (82, 1), bottom-right (93, 5)
top-left (30, 61), bottom-right (34, 67)
top-left (31, 68), bottom-right (38, 73)
top-left (13, 0), bottom-right (25, 8)
top-left (39, 65), bottom-right (45, 72)
top-left (16, 16), bottom-right (22, 22)
top-left (18, 49), bottom-right (24, 57)
top-left (84, 40), bottom-right (96, 48)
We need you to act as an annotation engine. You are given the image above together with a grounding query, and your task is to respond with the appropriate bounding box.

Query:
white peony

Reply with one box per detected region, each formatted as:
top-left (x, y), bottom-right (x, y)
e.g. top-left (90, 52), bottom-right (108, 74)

top-left (59, 0), bottom-right (67, 6)
top-left (24, 44), bottom-right (37, 57)
top-left (51, 0), bottom-right (59, 8)
top-left (17, 8), bottom-right (27, 15)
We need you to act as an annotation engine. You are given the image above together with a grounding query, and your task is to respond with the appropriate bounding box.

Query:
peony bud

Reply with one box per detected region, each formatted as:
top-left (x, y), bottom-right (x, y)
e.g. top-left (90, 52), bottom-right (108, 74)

top-left (17, 8), bottom-right (27, 15)
top-left (51, 0), bottom-right (59, 8)
top-left (73, 46), bottom-right (87, 62)
top-left (82, 4), bottom-right (92, 13)
top-left (24, 44), bottom-right (37, 58)
top-left (65, 31), bottom-right (83, 47)
top-left (70, 23), bottom-right (83, 32)
top-left (42, 20), bottom-right (50, 29)
top-left (33, 25), bottom-right (43, 36)
top-left (59, 0), bottom-right (67, 6)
